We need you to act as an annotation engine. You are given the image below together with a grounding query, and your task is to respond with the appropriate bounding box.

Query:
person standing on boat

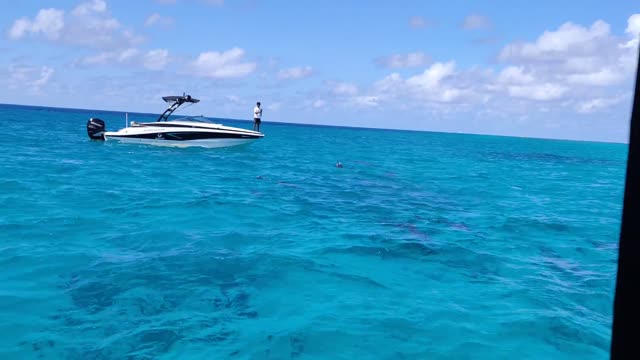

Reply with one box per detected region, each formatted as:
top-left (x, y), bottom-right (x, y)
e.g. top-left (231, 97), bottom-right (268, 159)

top-left (253, 102), bottom-right (262, 132)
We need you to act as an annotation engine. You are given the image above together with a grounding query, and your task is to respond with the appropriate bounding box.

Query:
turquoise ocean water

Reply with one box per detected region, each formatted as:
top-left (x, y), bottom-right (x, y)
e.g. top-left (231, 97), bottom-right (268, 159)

top-left (0, 104), bottom-right (627, 359)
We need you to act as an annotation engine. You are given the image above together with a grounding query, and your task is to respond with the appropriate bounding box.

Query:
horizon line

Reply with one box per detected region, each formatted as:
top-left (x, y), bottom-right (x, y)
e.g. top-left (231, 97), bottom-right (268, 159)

top-left (0, 102), bottom-right (628, 145)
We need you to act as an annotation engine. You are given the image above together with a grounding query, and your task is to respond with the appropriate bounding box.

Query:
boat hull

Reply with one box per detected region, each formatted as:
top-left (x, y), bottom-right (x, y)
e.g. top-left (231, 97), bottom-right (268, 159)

top-left (102, 123), bottom-right (263, 148)
top-left (104, 135), bottom-right (259, 148)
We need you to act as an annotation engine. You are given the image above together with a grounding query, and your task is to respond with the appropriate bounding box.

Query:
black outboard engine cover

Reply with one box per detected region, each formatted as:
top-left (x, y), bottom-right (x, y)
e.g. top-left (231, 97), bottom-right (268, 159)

top-left (87, 118), bottom-right (106, 140)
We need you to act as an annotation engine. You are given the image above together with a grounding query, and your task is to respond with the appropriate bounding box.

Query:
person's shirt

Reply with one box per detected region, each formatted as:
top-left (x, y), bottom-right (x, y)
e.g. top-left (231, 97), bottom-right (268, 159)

top-left (254, 106), bottom-right (262, 119)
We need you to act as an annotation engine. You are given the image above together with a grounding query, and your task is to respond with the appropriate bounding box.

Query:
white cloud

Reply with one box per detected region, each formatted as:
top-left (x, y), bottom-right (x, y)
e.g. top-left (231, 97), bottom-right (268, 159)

top-left (7, 1), bottom-right (143, 50)
top-left (8, 64), bottom-right (55, 91)
top-left (76, 47), bottom-right (169, 71)
top-left (8, 8), bottom-right (64, 40)
top-left (626, 14), bottom-right (640, 37)
top-left (277, 66), bottom-right (313, 80)
top-left (72, 0), bottom-right (107, 16)
top-left (330, 81), bottom-right (359, 96)
top-left (77, 51), bottom-right (118, 66)
top-left (373, 73), bottom-right (403, 93)
top-left (566, 68), bottom-right (624, 86)
top-left (8, 19), bottom-right (32, 39)
top-left (507, 83), bottom-right (568, 101)
top-left (118, 48), bottom-right (139, 62)
top-left (351, 96), bottom-right (379, 107)
top-left (189, 47), bottom-right (256, 78)
top-left (145, 13), bottom-right (174, 27)
top-left (143, 49), bottom-right (169, 70)
top-left (490, 16), bottom-right (637, 103)
top-left (375, 52), bottom-right (430, 69)
top-left (338, 62), bottom-right (476, 109)
top-left (32, 66), bottom-right (55, 87)
top-left (462, 14), bottom-right (492, 30)
top-left (499, 20), bottom-right (611, 62)
top-left (341, 15), bottom-right (638, 116)
top-left (76, 48), bottom-right (138, 66)
top-left (498, 66), bottom-right (535, 85)
top-left (406, 62), bottom-right (456, 89)
top-left (577, 95), bottom-right (626, 113)
top-left (622, 14), bottom-right (640, 49)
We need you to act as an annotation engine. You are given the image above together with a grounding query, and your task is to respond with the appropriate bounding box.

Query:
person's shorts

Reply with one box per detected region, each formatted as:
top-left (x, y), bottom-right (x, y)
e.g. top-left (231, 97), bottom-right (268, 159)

top-left (254, 118), bottom-right (261, 123)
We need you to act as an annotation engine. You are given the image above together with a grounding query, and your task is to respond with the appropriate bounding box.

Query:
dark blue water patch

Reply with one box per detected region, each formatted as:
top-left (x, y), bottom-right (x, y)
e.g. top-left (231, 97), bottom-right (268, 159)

top-left (61, 329), bottom-right (182, 360)
top-left (501, 315), bottom-right (609, 354)
top-left (64, 279), bottom-right (123, 315)
top-left (128, 329), bottom-right (182, 357)
top-left (49, 251), bottom-right (263, 357)
top-left (499, 216), bottom-right (573, 234)
top-left (326, 270), bottom-right (388, 289)
top-left (206, 288), bottom-right (258, 319)
top-left (18, 339), bottom-right (57, 359)
top-left (61, 254), bottom-right (254, 314)
top-left (190, 329), bottom-right (237, 344)
top-left (319, 242), bottom-right (436, 261)
top-left (289, 331), bottom-right (306, 358)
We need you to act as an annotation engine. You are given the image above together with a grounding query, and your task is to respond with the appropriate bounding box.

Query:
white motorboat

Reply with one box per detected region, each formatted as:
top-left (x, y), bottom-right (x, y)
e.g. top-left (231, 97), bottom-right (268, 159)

top-left (86, 94), bottom-right (264, 148)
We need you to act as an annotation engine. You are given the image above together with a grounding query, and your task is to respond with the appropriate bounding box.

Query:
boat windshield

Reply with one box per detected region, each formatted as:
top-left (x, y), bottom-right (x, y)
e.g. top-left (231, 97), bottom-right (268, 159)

top-left (172, 115), bottom-right (216, 123)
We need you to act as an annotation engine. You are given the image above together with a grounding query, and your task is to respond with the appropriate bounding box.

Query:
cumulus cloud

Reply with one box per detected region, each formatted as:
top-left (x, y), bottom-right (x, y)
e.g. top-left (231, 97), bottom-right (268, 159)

top-left (350, 96), bottom-right (380, 108)
top-left (76, 48), bottom-right (170, 70)
top-left (506, 83), bottom-right (568, 101)
top-left (8, 8), bottom-right (64, 40)
top-left (375, 52), bottom-right (430, 69)
top-left (7, 0), bottom-right (143, 50)
top-left (330, 81), bottom-right (359, 96)
top-left (499, 20), bottom-right (611, 62)
top-left (8, 64), bottom-right (55, 92)
top-left (72, 0), bottom-right (107, 16)
top-left (406, 62), bottom-right (455, 89)
top-left (338, 14), bottom-right (638, 117)
top-left (189, 47), bottom-right (256, 78)
top-left (277, 66), bottom-right (313, 80)
top-left (566, 68), bottom-right (624, 86)
top-left (335, 62), bottom-right (477, 109)
top-left (461, 14), bottom-right (492, 30)
top-left (622, 14), bottom-right (640, 49)
top-left (496, 17), bottom-right (636, 91)
top-left (76, 48), bottom-right (138, 66)
top-left (577, 95), bottom-right (627, 113)
top-left (497, 66), bottom-right (535, 85)
top-left (143, 49), bottom-right (170, 70)
top-left (626, 14), bottom-right (640, 37)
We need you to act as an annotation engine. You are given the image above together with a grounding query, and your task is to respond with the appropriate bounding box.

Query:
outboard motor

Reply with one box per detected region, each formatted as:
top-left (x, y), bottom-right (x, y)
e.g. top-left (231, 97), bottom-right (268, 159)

top-left (87, 118), bottom-right (106, 140)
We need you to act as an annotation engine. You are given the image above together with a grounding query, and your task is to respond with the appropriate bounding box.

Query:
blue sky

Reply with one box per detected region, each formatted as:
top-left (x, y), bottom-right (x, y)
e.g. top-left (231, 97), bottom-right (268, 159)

top-left (1, 0), bottom-right (639, 142)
